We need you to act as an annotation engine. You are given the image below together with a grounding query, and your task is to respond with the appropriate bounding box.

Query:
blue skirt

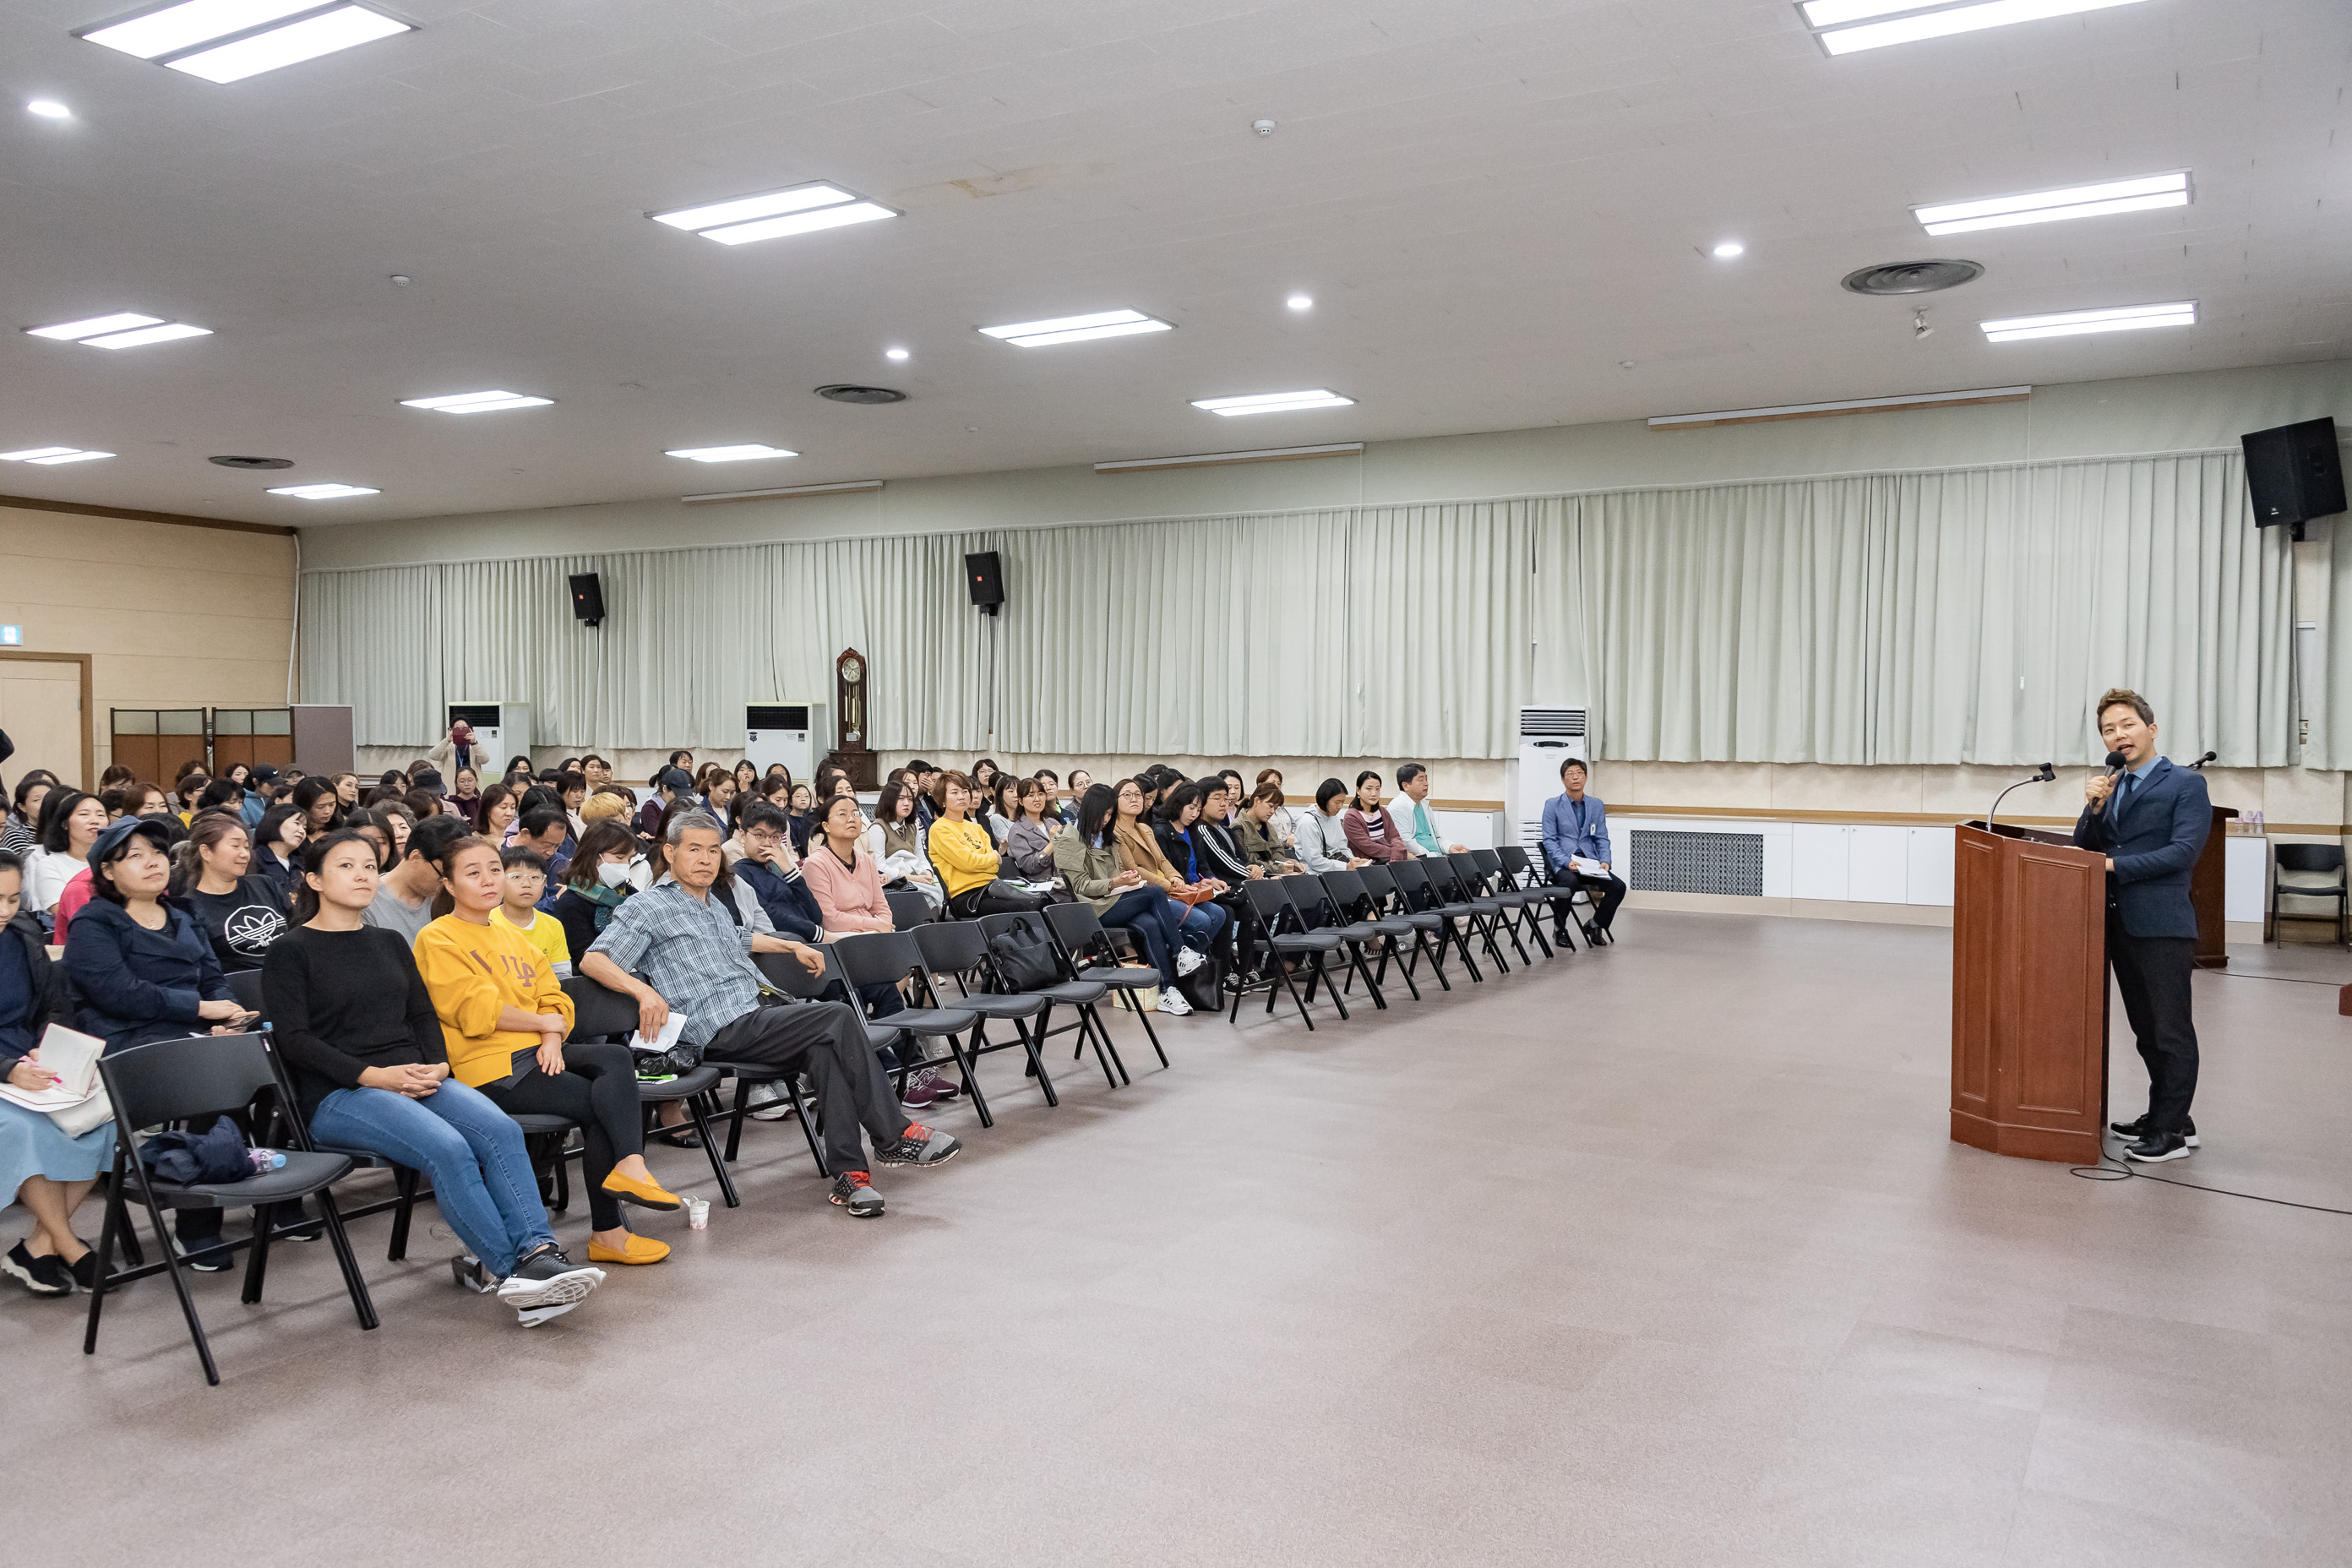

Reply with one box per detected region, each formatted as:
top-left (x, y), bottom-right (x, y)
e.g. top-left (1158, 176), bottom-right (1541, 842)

top-left (0, 1098), bottom-right (117, 1198)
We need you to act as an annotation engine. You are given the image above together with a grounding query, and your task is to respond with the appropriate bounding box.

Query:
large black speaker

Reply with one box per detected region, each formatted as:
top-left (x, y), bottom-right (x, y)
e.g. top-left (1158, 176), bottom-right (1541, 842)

top-left (568, 572), bottom-right (606, 628)
top-left (2241, 417), bottom-right (2344, 538)
top-left (964, 550), bottom-right (1004, 615)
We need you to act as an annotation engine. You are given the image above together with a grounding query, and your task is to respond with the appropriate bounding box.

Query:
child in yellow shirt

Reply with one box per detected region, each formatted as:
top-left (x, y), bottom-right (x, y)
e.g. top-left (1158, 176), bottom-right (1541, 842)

top-left (489, 847), bottom-right (571, 975)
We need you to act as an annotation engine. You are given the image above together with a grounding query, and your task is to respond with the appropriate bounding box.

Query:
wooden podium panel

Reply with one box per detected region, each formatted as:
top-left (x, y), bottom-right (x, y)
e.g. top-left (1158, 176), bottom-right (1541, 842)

top-left (2191, 805), bottom-right (2239, 969)
top-left (1951, 823), bottom-right (2108, 1163)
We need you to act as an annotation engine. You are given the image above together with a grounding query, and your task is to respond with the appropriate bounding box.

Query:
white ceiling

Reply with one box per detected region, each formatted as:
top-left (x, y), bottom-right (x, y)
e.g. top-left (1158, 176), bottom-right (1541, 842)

top-left (2, 0), bottom-right (2347, 526)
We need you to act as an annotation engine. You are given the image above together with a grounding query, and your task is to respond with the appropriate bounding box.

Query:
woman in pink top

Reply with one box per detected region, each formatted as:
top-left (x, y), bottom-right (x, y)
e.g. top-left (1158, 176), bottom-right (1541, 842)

top-left (799, 794), bottom-right (893, 934)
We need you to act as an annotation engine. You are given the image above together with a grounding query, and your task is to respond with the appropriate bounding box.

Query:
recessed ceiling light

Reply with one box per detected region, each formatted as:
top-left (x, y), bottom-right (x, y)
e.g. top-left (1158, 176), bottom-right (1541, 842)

top-left (26, 100), bottom-right (71, 118)
top-left (1711, 242), bottom-right (1745, 258)
top-left (83, 322), bottom-right (213, 349)
top-left (0, 446), bottom-right (114, 464)
top-left (26, 312), bottom-right (162, 340)
top-left (1287, 294), bottom-right (1313, 310)
top-left (1190, 389), bottom-right (1356, 416)
top-left (1799, 0), bottom-right (2151, 55)
top-left (664, 444), bottom-right (798, 463)
top-left (399, 390), bottom-right (555, 413)
top-left (978, 309), bottom-right (1173, 347)
top-left (79, 2), bottom-right (415, 84)
top-left (650, 182), bottom-right (897, 246)
top-left (884, 347), bottom-right (910, 361)
top-left (1914, 172), bottom-right (2190, 235)
top-left (1979, 301), bottom-right (2195, 342)
top-left (266, 482), bottom-right (378, 498)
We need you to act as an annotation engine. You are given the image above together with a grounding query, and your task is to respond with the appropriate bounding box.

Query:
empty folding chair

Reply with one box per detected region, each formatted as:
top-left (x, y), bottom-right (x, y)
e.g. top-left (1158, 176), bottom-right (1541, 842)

top-left (1355, 863), bottom-right (1456, 992)
top-left (1317, 868), bottom-right (1423, 1002)
top-left (912, 920), bottom-right (1056, 1115)
top-left (1279, 874), bottom-right (1389, 1010)
top-left (884, 886), bottom-right (936, 929)
top-left (977, 910), bottom-right (1126, 1089)
top-left (1451, 852), bottom-right (1533, 966)
top-left (84, 1032), bottom-right (378, 1386)
top-left (1493, 844), bottom-right (1574, 953)
top-left (1042, 901), bottom-right (1168, 1077)
top-left (1388, 858), bottom-right (1485, 983)
top-left (1428, 856), bottom-right (1512, 974)
top-left (830, 933), bottom-right (987, 1119)
top-left (1239, 878), bottom-right (1350, 1029)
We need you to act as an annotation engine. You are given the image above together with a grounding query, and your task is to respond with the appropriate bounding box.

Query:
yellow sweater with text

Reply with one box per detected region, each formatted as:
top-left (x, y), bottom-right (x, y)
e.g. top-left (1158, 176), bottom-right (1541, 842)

top-left (413, 914), bottom-right (576, 1087)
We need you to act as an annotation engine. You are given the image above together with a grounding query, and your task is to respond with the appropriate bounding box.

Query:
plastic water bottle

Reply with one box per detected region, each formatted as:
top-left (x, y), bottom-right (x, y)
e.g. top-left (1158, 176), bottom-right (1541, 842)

top-left (247, 1147), bottom-right (286, 1174)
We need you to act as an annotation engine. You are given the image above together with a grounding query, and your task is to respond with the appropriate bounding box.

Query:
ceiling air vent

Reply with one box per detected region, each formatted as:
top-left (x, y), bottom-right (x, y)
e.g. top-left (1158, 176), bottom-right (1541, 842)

top-left (815, 384), bottom-right (906, 405)
top-left (1840, 259), bottom-right (1984, 297)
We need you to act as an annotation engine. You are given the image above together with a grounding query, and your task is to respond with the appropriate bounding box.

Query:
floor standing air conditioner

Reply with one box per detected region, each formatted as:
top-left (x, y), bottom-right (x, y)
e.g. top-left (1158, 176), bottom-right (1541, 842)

top-left (1511, 706), bottom-right (1588, 851)
top-left (745, 703), bottom-right (825, 781)
top-left (447, 702), bottom-right (532, 770)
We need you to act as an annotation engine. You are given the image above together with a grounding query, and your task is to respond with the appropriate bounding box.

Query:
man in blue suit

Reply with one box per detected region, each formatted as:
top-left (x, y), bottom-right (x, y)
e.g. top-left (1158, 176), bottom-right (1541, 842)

top-left (2072, 688), bottom-right (2209, 1163)
top-left (1541, 758), bottom-right (1625, 945)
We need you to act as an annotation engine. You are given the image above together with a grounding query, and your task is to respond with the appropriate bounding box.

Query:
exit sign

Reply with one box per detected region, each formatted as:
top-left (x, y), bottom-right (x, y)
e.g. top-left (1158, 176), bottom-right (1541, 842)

top-left (0, 626), bottom-right (19, 645)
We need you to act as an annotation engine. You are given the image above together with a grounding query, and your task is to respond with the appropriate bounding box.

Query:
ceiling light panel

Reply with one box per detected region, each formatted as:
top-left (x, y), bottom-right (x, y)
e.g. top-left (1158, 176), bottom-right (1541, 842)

top-left (26, 312), bottom-right (163, 340)
top-left (1190, 389), bottom-right (1356, 416)
top-left (0, 446), bottom-right (115, 464)
top-left (1914, 172), bottom-right (2189, 235)
top-left (267, 482), bottom-right (378, 498)
top-left (978, 309), bottom-right (1173, 347)
top-left (399, 390), bottom-right (553, 412)
top-left (1799, 0), bottom-right (2151, 55)
top-left (1979, 302), bottom-right (2196, 342)
top-left (651, 182), bottom-right (897, 246)
top-left (79, 1), bottom-right (413, 82)
top-left (84, 322), bottom-right (213, 348)
top-left (166, 6), bottom-right (411, 83)
top-left (664, 444), bottom-right (798, 462)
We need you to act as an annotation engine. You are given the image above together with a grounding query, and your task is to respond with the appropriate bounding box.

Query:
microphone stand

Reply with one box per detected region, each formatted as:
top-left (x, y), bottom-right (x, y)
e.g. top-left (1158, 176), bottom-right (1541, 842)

top-left (1985, 763), bottom-right (2056, 837)
top-left (2188, 750), bottom-right (2218, 771)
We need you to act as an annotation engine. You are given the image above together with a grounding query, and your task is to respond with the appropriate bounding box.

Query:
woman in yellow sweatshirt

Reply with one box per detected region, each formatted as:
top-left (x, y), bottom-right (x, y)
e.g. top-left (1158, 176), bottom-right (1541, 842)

top-left (412, 834), bottom-right (677, 1267)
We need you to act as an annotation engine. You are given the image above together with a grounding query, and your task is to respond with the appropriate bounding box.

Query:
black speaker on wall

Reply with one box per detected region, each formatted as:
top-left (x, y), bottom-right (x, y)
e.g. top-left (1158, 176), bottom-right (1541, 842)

top-left (2241, 417), bottom-right (2345, 540)
top-left (965, 550), bottom-right (1004, 616)
top-left (569, 572), bottom-right (606, 628)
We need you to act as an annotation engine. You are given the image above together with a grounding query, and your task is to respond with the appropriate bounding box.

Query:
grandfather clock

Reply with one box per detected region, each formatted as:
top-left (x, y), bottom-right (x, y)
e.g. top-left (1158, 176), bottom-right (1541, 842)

top-left (825, 647), bottom-right (877, 790)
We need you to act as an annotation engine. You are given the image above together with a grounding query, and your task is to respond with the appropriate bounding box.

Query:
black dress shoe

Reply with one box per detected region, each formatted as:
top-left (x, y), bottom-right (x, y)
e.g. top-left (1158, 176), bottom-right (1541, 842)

top-left (2121, 1130), bottom-right (2191, 1162)
top-left (2110, 1114), bottom-right (2197, 1147)
top-left (651, 1128), bottom-right (702, 1150)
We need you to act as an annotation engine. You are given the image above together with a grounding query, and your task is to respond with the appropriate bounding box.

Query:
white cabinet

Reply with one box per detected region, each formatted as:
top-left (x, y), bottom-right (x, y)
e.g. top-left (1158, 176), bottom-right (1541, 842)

top-left (1791, 824), bottom-right (1850, 901)
top-left (1791, 824), bottom-right (1925, 903)
top-left (1905, 826), bottom-right (1956, 906)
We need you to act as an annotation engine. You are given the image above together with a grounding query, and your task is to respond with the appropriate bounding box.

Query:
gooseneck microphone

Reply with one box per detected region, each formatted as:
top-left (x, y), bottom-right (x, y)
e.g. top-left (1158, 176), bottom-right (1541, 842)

top-left (1985, 761), bottom-right (2057, 836)
top-left (2188, 750), bottom-right (2218, 770)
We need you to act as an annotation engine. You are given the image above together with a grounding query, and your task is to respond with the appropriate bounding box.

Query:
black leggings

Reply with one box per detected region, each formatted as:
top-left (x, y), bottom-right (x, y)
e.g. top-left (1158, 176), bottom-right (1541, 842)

top-left (477, 1041), bottom-right (641, 1232)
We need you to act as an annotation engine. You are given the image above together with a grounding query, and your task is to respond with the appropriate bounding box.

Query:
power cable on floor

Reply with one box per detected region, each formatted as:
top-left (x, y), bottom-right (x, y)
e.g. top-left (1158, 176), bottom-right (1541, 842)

top-left (2069, 1142), bottom-right (2352, 1217)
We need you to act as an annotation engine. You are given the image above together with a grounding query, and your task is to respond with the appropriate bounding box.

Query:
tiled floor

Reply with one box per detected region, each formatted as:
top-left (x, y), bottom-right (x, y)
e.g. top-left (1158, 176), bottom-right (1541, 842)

top-left (6, 913), bottom-right (2347, 1565)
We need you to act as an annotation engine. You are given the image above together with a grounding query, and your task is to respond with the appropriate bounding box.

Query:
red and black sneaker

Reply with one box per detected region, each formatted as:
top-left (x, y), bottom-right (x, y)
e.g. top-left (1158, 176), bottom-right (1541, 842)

top-left (828, 1170), bottom-right (885, 1217)
top-left (876, 1123), bottom-right (961, 1168)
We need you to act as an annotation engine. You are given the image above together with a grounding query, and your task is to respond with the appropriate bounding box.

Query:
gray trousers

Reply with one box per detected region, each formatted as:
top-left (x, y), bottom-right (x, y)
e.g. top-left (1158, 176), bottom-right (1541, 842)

top-left (703, 999), bottom-right (908, 1175)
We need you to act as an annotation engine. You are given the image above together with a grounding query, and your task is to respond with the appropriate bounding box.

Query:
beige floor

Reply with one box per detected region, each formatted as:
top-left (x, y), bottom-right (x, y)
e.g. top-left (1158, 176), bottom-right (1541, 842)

top-left (6, 914), bottom-right (2349, 1567)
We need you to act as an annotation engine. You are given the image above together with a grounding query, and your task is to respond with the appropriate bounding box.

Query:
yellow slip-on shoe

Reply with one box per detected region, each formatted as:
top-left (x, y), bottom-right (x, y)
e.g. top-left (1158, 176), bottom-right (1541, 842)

top-left (601, 1169), bottom-right (682, 1211)
top-left (588, 1233), bottom-right (671, 1266)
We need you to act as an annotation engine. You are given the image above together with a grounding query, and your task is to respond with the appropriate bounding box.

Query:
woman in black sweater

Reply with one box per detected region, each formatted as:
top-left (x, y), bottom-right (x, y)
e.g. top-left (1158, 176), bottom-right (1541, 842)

top-left (261, 830), bottom-right (603, 1319)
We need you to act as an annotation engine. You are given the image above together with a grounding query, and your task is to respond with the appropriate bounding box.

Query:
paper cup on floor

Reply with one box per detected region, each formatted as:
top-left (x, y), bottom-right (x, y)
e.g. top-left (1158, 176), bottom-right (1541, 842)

top-left (687, 1198), bottom-right (709, 1230)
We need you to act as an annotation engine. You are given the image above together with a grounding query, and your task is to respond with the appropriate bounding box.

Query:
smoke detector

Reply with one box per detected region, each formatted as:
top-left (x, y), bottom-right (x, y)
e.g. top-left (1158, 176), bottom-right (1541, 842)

top-left (1252, 118), bottom-right (1277, 137)
top-left (1841, 259), bottom-right (1983, 296)
top-left (814, 384), bottom-right (906, 405)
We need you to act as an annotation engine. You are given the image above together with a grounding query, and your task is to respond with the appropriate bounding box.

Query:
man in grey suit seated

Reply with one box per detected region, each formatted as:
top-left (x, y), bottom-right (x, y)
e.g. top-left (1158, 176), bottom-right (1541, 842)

top-left (1540, 759), bottom-right (1625, 945)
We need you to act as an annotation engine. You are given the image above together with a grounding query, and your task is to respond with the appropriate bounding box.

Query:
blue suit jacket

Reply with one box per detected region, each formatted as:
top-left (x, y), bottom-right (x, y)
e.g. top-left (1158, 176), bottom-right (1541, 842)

top-left (2071, 756), bottom-right (2209, 939)
top-left (1541, 793), bottom-right (1611, 878)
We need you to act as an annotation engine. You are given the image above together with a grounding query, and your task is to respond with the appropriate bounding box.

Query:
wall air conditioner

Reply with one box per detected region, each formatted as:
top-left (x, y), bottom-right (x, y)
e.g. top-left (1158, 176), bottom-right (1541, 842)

top-left (1511, 706), bottom-right (1588, 852)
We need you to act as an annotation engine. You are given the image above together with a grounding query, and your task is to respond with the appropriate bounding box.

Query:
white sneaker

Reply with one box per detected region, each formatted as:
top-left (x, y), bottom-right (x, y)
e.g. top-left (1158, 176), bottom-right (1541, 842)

top-left (1175, 947), bottom-right (1206, 977)
top-left (746, 1083), bottom-right (795, 1122)
top-left (1157, 988), bottom-right (1193, 1015)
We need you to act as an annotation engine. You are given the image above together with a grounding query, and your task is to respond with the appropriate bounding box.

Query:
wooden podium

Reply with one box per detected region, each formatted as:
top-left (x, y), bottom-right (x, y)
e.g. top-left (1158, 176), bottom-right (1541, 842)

top-left (1951, 822), bottom-right (2108, 1163)
top-left (2191, 805), bottom-right (2239, 969)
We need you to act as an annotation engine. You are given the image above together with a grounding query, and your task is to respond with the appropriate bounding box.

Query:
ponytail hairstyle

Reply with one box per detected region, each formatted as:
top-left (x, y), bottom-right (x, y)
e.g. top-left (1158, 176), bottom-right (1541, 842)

top-left (169, 811), bottom-right (249, 896)
top-left (292, 828), bottom-right (377, 923)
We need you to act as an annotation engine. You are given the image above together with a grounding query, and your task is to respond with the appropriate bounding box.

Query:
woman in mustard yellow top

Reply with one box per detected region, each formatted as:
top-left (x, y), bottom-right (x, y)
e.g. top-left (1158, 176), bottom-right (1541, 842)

top-left (927, 772), bottom-right (1048, 917)
top-left (412, 834), bottom-right (677, 1267)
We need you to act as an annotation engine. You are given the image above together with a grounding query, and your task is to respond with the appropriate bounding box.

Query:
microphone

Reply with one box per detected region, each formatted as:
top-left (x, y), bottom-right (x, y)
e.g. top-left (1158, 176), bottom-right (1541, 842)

top-left (2188, 750), bottom-right (2218, 770)
top-left (1985, 762), bottom-right (2058, 836)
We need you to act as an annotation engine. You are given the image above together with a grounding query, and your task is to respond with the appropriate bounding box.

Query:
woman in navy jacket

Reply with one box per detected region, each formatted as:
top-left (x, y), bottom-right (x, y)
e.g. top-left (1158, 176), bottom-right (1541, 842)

top-left (64, 819), bottom-right (253, 1055)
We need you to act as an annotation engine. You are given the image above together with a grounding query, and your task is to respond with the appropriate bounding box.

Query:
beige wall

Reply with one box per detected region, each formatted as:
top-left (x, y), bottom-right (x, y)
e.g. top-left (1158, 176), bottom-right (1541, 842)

top-left (0, 503), bottom-right (296, 788)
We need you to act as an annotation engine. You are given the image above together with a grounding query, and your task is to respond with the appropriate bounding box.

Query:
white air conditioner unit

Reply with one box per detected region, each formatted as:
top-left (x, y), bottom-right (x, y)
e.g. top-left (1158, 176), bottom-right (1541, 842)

top-left (448, 702), bottom-right (532, 770)
top-left (745, 703), bottom-right (826, 780)
top-left (1511, 706), bottom-right (1588, 850)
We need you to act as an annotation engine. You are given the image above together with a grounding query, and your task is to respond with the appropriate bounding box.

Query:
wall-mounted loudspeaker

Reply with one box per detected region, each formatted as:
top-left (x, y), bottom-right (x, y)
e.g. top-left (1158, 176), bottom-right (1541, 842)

top-left (2241, 417), bottom-right (2345, 540)
top-left (965, 551), bottom-right (1004, 615)
top-left (569, 572), bottom-right (606, 628)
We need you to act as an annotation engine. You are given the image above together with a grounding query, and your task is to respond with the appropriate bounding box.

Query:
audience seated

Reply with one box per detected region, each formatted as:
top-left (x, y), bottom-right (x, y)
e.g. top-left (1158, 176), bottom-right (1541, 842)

top-left (172, 811), bottom-right (292, 973)
top-left (0, 851), bottom-right (115, 1298)
top-left (1392, 763), bottom-right (1467, 857)
top-left (1342, 771), bottom-right (1412, 863)
top-left (474, 781), bottom-right (519, 842)
top-left (291, 776), bottom-right (343, 837)
top-left (1254, 769), bottom-right (1298, 848)
top-left (548, 820), bottom-right (640, 962)
top-left (929, 771), bottom-right (1048, 917)
top-left (412, 832), bottom-right (677, 1267)
top-left (513, 806), bottom-right (571, 895)
top-left (491, 847), bottom-right (571, 972)
top-left (4, 773), bottom-right (56, 855)
top-left (1051, 784), bottom-right (1206, 1014)
top-left (263, 830), bottom-right (606, 1318)
top-left (1236, 784), bottom-right (1305, 874)
top-left (499, 756), bottom-right (536, 790)
top-left (1294, 779), bottom-right (1369, 873)
top-left (731, 803), bottom-right (824, 942)
top-left (1001, 778), bottom-right (1059, 882)
top-left (27, 790), bottom-right (106, 922)
top-left (987, 776), bottom-right (1023, 848)
top-left (1151, 784), bottom-right (1233, 902)
top-left (580, 810), bottom-right (960, 1217)
top-left (377, 802), bottom-right (416, 864)
top-left (249, 803), bottom-right (308, 901)
top-left (867, 780), bottom-right (943, 911)
top-left (362, 814), bottom-right (471, 945)
top-left (635, 768), bottom-right (692, 841)
top-left (1189, 778), bottom-right (1258, 885)
top-left (1541, 757), bottom-right (1625, 945)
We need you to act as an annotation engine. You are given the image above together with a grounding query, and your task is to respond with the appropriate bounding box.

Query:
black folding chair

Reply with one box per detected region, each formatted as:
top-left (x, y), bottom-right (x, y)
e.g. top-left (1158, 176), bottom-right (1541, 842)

top-left (84, 1032), bottom-right (377, 1386)
top-left (976, 911), bottom-right (1124, 1088)
top-left (1426, 856), bottom-right (1511, 975)
top-left (1279, 874), bottom-right (1388, 1010)
top-left (1388, 858), bottom-right (1485, 982)
top-left (1317, 868), bottom-right (1424, 1001)
top-left (1042, 901), bottom-right (1166, 1076)
top-left (1495, 844), bottom-right (1577, 953)
top-left (1238, 879), bottom-right (1349, 1028)
top-left (1356, 863), bottom-right (1456, 992)
top-left (884, 887), bottom-right (937, 928)
top-left (913, 921), bottom-right (1056, 1115)
top-left (562, 973), bottom-right (738, 1207)
top-left (1451, 852), bottom-right (1533, 966)
top-left (830, 932), bottom-right (986, 1118)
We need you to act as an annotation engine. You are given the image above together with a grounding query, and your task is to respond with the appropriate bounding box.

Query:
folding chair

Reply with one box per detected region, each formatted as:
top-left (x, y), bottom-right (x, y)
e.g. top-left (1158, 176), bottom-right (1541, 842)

top-left (1388, 858), bottom-right (1485, 982)
top-left (1426, 856), bottom-right (1512, 975)
top-left (1278, 874), bottom-right (1389, 1010)
top-left (562, 973), bottom-right (738, 1207)
top-left (913, 921), bottom-right (1056, 1116)
top-left (884, 887), bottom-right (936, 929)
top-left (976, 911), bottom-right (1125, 1088)
top-left (1451, 852), bottom-right (1533, 966)
top-left (830, 932), bottom-right (986, 1117)
top-left (1495, 844), bottom-right (1578, 953)
top-left (1042, 901), bottom-right (1166, 1076)
top-left (84, 1032), bottom-right (377, 1386)
top-left (1239, 879), bottom-right (1349, 1028)
top-left (1317, 868), bottom-right (1424, 1001)
top-left (1356, 863), bottom-right (1456, 992)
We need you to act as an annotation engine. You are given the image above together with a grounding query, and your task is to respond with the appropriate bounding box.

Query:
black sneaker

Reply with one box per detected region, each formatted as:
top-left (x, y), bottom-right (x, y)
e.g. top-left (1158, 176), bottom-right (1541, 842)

top-left (172, 1230), bottom-right (234, 1272)
top-left (67, 1246), bottom-right (98, 1293)
top-left (264, 1201), bottom-right (324, 1243)
top-left (494, 1244), bottom-right (605, 1311)
top-left (2121, 1130), bottom-right (2191, 1163)
top-left (875, 1123), bottom-right (961, 1168)
top-left (829, 1170), bottom-right (885, 1217)
top-left (3, 1241), bottom-right (72, 1298)
top-left (2110, 1114), bottom-right (2198, 1147)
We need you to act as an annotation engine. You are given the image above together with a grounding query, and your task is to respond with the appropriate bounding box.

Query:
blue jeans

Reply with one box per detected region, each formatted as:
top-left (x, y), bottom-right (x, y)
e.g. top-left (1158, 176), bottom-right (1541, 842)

top-left (1098, 888), bottom-right (1225, 986)
top-left (309, 1080), bottom-right (553, 1277)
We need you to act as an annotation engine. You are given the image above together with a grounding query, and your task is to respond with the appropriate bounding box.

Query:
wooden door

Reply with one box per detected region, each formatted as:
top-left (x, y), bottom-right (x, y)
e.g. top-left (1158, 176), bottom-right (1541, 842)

top-left (0, 656), bottom-right (88, 789)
